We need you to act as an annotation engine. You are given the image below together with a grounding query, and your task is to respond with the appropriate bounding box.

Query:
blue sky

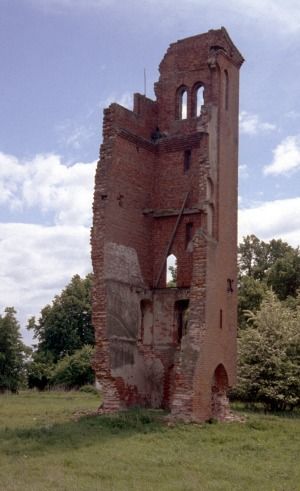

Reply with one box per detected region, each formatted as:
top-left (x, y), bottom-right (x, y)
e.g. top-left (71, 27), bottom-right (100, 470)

top-left (1, 0), bottom-right (300, 344)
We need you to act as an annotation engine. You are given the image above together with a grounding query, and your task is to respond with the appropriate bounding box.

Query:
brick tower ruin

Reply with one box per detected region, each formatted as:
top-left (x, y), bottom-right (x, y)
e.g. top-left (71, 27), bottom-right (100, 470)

top-left (91, 27), bottom-right (244, 421)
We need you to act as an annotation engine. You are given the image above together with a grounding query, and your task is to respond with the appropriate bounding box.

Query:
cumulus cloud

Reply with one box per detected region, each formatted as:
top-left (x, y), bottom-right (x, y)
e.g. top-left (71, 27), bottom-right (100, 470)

top-left (0, 223), bottom-right (92, 344)
top-left (0, 152), bottom-right (97, 225)
top-left (0, 151), bottom-right (97, 344)
top-left (239, 111), bottom-right (276, 136)
top-left (264, 135), bottom-right (300, 176)
top-left (239, 197), bottom-right (300, 247)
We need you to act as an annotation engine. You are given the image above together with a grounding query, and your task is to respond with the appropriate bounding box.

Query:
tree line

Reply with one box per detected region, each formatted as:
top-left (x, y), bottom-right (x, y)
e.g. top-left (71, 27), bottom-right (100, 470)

top-left (0, 235), bottom-right (299, 411)
top-left (0, 274), bottom-right (95, 392)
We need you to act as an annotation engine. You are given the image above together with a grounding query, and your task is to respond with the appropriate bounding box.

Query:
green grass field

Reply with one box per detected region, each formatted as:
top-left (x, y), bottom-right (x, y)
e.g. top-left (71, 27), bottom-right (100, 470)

top-left (0, 391), bottom-right (299, 491)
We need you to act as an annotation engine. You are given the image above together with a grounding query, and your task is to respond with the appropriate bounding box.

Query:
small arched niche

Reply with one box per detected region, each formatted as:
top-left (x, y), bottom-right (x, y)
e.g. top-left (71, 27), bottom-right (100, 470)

top-left (213, 364), bottom-right (229, 391)
top-left (166, 254), bottom-right (177, 287)
top-left (211, 364), bottom-right (230, 419)
top-left (176, 86), bottom-right (188, 120)
top-left (192, 83), bottom-right (205, 117)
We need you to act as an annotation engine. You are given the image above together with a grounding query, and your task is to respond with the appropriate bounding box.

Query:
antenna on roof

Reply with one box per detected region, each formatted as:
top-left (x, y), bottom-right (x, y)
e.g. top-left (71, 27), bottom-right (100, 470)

top-left (144, 68), bottom-right (147, 96)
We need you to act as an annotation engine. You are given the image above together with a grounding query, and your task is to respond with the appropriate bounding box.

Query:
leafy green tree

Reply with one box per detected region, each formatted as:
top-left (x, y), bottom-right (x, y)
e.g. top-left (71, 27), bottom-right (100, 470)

top-left (235, 292), bottom-right (300, 411)
top-left (238, 235), bottom-right (293, 281)
top-left (238, 276), bottom-right (268, 328)
top-left (238, 234), bottom-right (269, 280)
top-left (51, 345), bottom-right (95, 389)
top-left (0, 307), bottom-right (28, 392)
top-left (27, 352), bottom-right (54, 390)
top-left (28, 274), bottom-right (94, 362)
top-left (267, 250), bottom-right (300, 300)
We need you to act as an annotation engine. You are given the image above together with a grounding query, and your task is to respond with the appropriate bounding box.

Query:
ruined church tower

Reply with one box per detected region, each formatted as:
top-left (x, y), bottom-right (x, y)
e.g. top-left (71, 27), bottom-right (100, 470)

top-left (91, 28), bottom-right (244, 421)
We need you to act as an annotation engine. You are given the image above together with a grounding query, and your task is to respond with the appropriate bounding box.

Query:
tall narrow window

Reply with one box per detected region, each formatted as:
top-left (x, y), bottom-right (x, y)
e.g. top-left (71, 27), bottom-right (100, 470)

top-left (224, 70), bottom-right (229, 110)
top-left (175, 299), bottom-right (189, 343)
top-left (180, 89), bottom-right (188, 119)
top-left (196, 86), bottom-right (204, 116)
top-left (166, 254), bottom-right (177, 287)
top-left (185, 222), bottom-right (193, 248)
top-left (184, 149), bottom-right (191, 173)
top-left (176, 86), bottom-right (188, 120)
top-left (219, 309), bottom-right (223, 329)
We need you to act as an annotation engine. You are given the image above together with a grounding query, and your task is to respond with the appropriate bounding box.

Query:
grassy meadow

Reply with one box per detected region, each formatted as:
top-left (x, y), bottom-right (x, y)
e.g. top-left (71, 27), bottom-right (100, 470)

top-left (0, 391), bottom-right (299, 491)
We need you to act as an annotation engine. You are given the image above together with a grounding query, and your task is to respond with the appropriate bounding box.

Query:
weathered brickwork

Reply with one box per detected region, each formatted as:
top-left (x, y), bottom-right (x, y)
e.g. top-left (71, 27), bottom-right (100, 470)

top-left (91, 28), bottom-right (244, 421)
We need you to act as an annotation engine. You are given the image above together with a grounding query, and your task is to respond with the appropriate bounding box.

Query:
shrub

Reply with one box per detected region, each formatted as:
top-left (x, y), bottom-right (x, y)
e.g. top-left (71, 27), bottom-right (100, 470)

top-left (234, 291), bottom-right (300, 411)
top-left (79, 384), bottom-right (99, 395)
top-left (27, 361), bottom-right (53, 390)
top-left (51, 345), bottom-right (95, 389)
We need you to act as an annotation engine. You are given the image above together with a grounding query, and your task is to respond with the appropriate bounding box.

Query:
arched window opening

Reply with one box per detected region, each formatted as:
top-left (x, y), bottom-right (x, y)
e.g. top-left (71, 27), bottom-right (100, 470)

top-left (166, 254), bottom-right (177, 287)
top-left (196, 86), bottom-right (204, 117)
top-left (181, 90), bottom-right (188, 119)
top-left (224, 70), bottom-right (229, 110)
top-left (175, 299), bottom-right (189, 343)
top-left (177, 87), bottom-right (188, 120)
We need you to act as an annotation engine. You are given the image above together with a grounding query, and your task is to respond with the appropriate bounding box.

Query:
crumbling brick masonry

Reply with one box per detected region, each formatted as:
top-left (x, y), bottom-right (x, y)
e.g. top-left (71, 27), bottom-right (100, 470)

top-left (91, 27), bottom-right (244, 421)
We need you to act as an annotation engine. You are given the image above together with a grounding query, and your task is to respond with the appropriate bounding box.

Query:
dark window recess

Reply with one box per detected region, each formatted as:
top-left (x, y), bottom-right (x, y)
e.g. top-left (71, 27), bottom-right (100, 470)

top-left (185, 222), bottom-right (193, 248)
top-left (184, 149), bottom-right (191, 173)
top-left (175, 299), bottom-right (189, 343)
top-left (219, 309), bottom-right (223, 329)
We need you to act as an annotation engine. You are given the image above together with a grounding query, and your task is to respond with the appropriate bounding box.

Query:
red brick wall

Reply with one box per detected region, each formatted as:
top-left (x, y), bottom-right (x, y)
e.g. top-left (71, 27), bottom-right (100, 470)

top-left (92, 28), bottom-right (243, 420)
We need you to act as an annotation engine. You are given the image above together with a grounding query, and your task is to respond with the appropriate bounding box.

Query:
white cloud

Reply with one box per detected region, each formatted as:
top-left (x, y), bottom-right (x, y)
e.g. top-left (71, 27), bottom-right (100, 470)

top-left (239, 197), bottom-right (300, 247)
top-left (264, 135), bottom-right (300, 176)
top-left (239, 111), bottom-right (276, 135)
top-left (0, 223), bottom-right (92, 344)
top-left (0, 151), bottom-right (97, 344)
top-left (0, 152), bottom-right (97, 226)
